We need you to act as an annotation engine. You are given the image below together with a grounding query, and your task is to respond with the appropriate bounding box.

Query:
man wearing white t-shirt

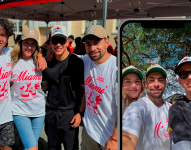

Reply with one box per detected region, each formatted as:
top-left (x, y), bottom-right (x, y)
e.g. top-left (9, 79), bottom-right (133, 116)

top-left (122, 64), bottom-right (172, 150)
top-left (80, 25), bottom-right (118, 150)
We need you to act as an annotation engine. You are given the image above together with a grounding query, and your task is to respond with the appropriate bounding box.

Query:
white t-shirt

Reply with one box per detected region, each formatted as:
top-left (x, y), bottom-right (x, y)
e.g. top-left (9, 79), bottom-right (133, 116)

top-left (0, 47), bottom-right (12, 125)
top-left (122, 95), bottom-right (172, 150)
top-left (80, 54), bottom-right (118, 146)
top-left (11, 58), bottom-right (45, 117)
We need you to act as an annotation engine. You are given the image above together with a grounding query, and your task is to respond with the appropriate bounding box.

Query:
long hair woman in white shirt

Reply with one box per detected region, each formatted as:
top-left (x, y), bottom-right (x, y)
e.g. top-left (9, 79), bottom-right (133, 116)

top-left (122, 65), bottom-right (144, 112)
top-left (10, 27), bottom-right (45, 150)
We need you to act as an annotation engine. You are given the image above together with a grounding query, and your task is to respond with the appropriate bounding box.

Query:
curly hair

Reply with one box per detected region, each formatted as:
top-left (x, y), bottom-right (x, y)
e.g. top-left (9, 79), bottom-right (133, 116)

top-left (0, 19), bottom-right (14, 37)
top-left (10, 40), bottom-right (41, 67)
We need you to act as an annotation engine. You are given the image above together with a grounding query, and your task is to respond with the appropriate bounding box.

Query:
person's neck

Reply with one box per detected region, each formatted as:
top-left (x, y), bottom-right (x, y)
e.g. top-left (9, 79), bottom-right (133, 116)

top-left (21, 55), bottom-right (32, 60)
top-left (147, 93), bottom-right (164, 107)
top-left (94, 52), bottom-right (111, 65)
top-left (0, 49), bottom-right (2, 54)
top-left (55, 50), bottom-right (69, 61)
top-left (185, 92), bottom-right (191, 100)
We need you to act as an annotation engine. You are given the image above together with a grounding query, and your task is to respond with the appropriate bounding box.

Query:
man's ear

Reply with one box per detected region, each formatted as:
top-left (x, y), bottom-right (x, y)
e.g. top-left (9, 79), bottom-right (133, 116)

top-left (65, 39), bottom-right (69, 47)
top-left (105, 38), bottom-right (109, 48)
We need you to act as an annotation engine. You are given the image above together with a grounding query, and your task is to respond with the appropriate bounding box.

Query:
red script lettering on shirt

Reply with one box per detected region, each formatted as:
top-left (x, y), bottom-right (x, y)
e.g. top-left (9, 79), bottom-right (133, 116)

top-left (14, 70), bottom-right (41, 82)
top-left (85, 76), bottom-right (105, 94)
top-left (0, 67), bottom-right (11, 80)
top-left (85, 76), bottom-right (108, 116)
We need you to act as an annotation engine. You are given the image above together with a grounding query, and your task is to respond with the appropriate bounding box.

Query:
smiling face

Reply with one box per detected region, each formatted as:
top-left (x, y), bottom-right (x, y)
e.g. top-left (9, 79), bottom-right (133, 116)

top-left (51, 36), bottom-right (68, 57)
top-left (122, 73), bottom-right (142, 101)
top-left (0, 27), bottom-right (8, 53)
top-left (178, 63), bottom-right (191, 94)
top-left (21, 38), bottom-right (36, 59)
top-left (145, 72), bottom-right (166, 99)
top-left (84, 35), bottom-right (109, 64)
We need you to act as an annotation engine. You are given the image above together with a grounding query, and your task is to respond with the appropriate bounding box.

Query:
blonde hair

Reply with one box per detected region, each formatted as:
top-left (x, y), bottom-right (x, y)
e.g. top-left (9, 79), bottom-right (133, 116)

top-left (10, 40), bottom-right (41, 67)
top-left (122, 78), bottom-right (145, 113)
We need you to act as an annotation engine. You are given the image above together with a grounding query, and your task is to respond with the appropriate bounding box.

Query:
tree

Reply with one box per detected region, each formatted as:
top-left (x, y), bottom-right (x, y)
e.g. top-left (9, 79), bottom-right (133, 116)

top-left (122, 22), bottom-right (191, 96)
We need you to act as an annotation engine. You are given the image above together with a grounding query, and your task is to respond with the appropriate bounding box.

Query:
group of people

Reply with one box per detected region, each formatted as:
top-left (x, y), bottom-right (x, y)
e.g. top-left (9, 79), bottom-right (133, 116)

top-left (0, 18), bottom-right (118, 150)
top-left (122, 59), bottom-right (191, 149)
top-left (41, 33), bottom-right (118, 58)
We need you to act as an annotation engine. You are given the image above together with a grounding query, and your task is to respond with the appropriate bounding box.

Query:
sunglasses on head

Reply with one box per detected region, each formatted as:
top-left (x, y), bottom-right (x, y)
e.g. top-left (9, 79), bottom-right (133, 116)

top-left (51, 37), bottom-right (66, 45)
top-left (178, 70), bottom-right (191, 79)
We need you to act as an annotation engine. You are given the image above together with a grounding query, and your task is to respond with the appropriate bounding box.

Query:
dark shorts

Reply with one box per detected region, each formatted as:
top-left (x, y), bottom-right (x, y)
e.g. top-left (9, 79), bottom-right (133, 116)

top-left (0, 121), bottom-right (15, 146)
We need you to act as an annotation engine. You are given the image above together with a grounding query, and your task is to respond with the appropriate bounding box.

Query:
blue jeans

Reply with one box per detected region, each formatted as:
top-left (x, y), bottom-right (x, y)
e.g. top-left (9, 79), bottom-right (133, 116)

top-left (13, 115), bottom-right (45, 150)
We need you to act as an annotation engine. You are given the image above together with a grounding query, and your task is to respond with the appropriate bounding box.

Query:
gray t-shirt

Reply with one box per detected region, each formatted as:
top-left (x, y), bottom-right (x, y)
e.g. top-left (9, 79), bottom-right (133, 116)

top-left (123, 95), bottom-right (172, 150)
top-left (11, 58), bottom-right (45, 117)
top-left (0, 47), bottom-right (12, 124)
top-left (79, 54), bottom-right (118, 146)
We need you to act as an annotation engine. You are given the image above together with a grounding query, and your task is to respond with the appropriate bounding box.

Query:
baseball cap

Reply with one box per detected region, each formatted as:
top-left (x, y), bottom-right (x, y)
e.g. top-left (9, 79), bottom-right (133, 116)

top-left (21, 27), bottom-right (39, 42)
top-left (81, 25), bottom-right (107, 42)
top-left (122, 65), bottom-right (143, 80)
top-left (146, 64), bottom-right (167, 78)
top-left (174, 57), bottom-right (191, 74)
top-left (41, 43), bottom-right (51, 51)
top-left (68, 35), bottom-right (74, 40)
top-left (50, 25), bottom-right (67, 39)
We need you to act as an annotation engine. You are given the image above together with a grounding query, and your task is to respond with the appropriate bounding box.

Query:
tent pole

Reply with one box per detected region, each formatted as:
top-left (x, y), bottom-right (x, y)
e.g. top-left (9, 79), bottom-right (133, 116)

top-left (46, 21), bottom-right (49, 40)
top-left (102, 0), bottom-right (108, 28)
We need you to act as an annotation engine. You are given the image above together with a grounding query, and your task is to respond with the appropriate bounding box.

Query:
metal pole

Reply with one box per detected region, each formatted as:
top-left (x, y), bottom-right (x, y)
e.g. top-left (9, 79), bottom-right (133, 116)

top-left (46, 22), bottom-right (49, 40)
top-left (102, 0), bottom-right (108, 28)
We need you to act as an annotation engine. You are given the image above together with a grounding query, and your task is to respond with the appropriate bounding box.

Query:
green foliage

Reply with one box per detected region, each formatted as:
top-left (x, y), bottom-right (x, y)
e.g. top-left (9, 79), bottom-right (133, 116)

top-left (122, 23), bottom-right (191, 73)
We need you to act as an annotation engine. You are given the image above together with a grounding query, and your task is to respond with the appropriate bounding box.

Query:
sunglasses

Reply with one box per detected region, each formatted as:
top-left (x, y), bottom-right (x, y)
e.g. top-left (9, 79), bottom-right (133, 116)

top-left (51, 37), bottom-right (66, 45)
top-left (178, 70), bottom-right (191, 79)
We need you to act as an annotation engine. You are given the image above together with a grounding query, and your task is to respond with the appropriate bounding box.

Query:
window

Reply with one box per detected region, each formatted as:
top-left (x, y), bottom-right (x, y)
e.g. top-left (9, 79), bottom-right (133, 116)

top-left (115, 19), bottom-right (123, 30)
top-left (85, 20), bottom-right (103, 29)
top-left (11, 19), bottom-right (22, 34)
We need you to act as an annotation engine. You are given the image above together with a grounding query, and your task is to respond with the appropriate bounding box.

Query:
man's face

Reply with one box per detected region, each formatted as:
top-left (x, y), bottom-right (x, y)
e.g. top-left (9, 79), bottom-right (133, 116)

top-left (84, 36), bottom-right (108, 62)
top-left (68, 38), bottom-right (73, 45)
top-left (0, 28), bottom-right (8, 52)
top-left (178, 63), bottom-right (191, 94)
top-left (145, 72), bottom-right (166, 99)
top-left (50, 36), bottom-right (68, 56)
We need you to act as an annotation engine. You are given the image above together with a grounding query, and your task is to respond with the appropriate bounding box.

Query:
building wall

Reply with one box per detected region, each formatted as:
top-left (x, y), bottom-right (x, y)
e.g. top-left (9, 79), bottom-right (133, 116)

top-left (7, 17), bottom-right (185, 48)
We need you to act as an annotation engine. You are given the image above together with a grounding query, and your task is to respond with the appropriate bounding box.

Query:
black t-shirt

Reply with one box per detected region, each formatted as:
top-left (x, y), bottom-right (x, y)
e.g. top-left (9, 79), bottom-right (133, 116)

top-left (169, 96), bottom-right (191, 144)
top-left (42, 53), bottom-right (84, 110)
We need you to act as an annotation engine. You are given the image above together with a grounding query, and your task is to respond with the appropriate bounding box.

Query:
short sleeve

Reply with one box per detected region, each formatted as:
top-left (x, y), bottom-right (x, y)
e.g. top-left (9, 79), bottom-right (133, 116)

top-left (122, 103), bottom-right (143, 139)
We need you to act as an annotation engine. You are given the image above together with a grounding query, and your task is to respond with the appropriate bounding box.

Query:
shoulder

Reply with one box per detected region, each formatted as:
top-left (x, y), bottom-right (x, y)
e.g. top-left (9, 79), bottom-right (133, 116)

top-left (69, 54), bottom-right (84, 65)
top-left (126, 97), bottom-right (148, 113)
top-left (2, 47), bottom-right (13, 55)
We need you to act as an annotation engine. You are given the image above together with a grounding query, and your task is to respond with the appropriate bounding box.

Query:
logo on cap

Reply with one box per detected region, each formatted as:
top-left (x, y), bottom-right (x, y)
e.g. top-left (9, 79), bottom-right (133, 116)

top-left (53, 26), bottom-right (63, 35)
top-left (178, 57), bottom-right (191, 65)
top-left (29, 30), bottom-right (34, 36)
top-left (87, 27), bottom-right (94, 34)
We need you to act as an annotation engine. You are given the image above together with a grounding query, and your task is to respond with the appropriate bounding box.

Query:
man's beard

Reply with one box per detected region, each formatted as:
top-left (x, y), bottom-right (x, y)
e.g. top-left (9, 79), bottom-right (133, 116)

top-left (148, 91), bottom-right (163, 99)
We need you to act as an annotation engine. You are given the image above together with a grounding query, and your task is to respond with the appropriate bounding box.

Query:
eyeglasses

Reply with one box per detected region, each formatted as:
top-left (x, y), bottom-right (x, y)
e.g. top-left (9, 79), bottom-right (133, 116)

top-left (51, 37), bottom-right (66, 45)
top-left (178, 71), bottom-right (191, 79)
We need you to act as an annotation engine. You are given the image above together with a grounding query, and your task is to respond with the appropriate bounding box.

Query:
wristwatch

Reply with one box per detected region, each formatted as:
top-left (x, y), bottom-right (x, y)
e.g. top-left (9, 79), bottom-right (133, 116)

top-left (78, 111), bottom-right (84, 117)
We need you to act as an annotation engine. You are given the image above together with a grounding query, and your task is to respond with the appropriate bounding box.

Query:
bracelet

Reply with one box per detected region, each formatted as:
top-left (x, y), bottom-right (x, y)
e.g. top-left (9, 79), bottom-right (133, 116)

top-left (110, 136), bottom-right (117, 142)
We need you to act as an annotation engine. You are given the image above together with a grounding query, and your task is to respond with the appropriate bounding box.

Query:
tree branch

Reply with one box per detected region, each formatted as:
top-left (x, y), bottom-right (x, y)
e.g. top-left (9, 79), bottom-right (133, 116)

top-left (122, 47), bottom-right (131, 66)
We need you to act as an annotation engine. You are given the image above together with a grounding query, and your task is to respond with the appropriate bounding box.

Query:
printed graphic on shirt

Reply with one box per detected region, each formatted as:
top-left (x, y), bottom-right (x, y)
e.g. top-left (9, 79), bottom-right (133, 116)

top-left (0, 66), bottom-right (11, 102)
top-left (85, 76), bottom-right (108, 116)
top-left (14, 69), bottom-right (41, 101)
top-left (154, 118), bottom-right (171, 139)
